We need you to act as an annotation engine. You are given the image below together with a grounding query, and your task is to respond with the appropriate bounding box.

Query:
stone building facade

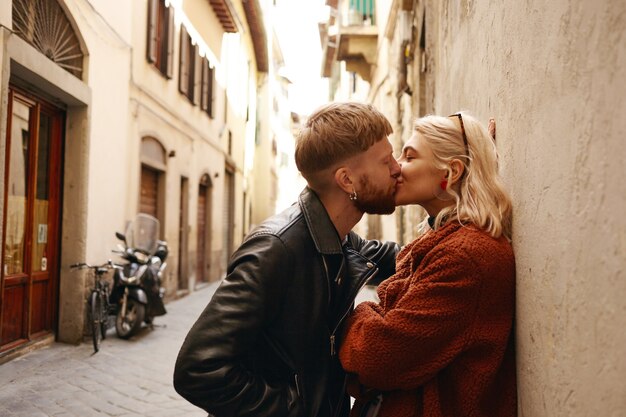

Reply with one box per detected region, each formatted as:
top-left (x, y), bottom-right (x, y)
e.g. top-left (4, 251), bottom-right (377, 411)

top-left (0, 0), bottom-right (281, 361)
top-left (321, 0), bottom-right (626, 415)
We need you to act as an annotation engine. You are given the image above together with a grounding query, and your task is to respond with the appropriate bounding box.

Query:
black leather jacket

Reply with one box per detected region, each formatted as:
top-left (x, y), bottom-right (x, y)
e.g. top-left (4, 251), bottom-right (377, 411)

top-left (174, 187), bottom-right (398, 417)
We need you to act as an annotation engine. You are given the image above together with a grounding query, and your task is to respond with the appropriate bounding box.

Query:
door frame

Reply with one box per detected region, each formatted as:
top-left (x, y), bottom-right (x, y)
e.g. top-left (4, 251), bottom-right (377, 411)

top-left (1, 85), bottom-right (64, 352)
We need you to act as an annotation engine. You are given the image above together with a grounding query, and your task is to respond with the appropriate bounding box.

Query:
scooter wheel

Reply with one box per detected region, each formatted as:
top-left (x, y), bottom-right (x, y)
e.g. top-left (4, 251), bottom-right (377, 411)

top-left (115, 298), bottom-right (145, 339)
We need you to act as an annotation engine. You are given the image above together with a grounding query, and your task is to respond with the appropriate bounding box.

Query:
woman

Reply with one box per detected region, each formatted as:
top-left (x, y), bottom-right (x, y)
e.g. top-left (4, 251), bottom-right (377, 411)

top-left (339, 113), bottom-right (516, 417)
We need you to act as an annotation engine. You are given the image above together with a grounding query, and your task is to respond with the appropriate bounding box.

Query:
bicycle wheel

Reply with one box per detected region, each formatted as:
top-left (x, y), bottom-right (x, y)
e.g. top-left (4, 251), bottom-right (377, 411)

top-left (100, 295), bottom-right (108, 340)
top-left (90, 291), bottom-right (103, 353)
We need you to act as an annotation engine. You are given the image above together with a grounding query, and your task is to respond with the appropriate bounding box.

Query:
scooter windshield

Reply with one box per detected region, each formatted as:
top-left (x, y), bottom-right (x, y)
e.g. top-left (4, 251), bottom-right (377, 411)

top-left (125, 213), bottom-right (160, 255)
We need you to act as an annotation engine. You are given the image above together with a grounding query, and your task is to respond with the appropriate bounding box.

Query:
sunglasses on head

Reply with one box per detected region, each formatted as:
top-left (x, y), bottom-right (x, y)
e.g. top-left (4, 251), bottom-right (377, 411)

top-left (449, 113), bottom-right (469, 156)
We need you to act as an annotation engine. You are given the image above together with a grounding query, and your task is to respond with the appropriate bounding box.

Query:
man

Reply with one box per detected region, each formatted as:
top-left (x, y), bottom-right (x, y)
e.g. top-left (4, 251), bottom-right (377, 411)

top-left (173, 102), bottom-right (400, 417)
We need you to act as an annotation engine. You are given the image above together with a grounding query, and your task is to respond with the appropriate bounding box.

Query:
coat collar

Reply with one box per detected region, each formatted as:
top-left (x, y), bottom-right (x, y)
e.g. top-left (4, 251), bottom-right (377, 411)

top-left (408, 221), bottom-right (464, 270)
top-left (298, 187), bottom-right (344, 255)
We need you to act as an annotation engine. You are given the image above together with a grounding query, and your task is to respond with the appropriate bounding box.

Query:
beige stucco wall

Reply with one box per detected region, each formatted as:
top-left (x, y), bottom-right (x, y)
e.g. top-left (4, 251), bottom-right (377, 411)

top-left (58, 0), bottom-right (132, 342)
top-left (79, 4), bottom-right (133, 264)
top-left (251, 73), bottom-right (275, 226)
top-left (426, 0), bottom-right (626, 415)
top-left (129, 0), bottom-right (260, 285)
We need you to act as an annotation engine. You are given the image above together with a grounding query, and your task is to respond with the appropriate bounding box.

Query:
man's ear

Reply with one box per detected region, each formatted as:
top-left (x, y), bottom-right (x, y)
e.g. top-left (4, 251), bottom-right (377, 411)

top-left (334, 166), bottom-right (354, 194)
top-left (448, 159), bottom-right (465, 185)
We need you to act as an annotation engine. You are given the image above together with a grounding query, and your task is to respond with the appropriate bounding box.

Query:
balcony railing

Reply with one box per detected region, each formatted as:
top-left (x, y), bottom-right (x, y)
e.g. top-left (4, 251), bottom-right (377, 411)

top-left (345, 0), bottom-right (376, 26)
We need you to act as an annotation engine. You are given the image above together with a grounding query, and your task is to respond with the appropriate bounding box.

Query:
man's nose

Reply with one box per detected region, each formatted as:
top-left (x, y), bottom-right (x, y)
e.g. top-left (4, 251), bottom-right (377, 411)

top-left (391, 159), bottom-right (401, 178)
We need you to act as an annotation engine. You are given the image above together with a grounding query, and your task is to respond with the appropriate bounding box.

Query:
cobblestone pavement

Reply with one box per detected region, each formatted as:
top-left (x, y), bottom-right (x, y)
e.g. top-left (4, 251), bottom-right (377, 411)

top-left (0, 282), bottom-right (221, 417)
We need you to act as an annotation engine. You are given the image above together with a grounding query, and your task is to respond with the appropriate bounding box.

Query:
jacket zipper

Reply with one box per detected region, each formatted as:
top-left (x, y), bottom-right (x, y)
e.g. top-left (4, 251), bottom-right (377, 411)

top-left (329, 266), bottom-right (379, 355)
top-left (294, 373), bottom-right (302, 397)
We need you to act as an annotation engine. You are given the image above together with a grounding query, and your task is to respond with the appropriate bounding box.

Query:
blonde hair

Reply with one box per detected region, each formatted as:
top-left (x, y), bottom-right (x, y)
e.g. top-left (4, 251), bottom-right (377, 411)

top-left (414, 112), bottom-right (512, 239)
top-left (295, 102), bottom-right (392, 190)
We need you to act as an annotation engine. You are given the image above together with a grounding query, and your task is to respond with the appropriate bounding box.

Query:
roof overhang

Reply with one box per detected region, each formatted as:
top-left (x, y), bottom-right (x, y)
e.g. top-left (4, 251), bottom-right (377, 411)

top-left (243, 0), bottom-right (268, 72)
top-left (208, 0), bottom-right (239, 32)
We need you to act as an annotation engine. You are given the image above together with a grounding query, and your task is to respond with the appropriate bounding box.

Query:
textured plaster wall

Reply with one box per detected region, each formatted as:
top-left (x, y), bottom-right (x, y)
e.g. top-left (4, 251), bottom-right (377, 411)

top-left (427, 0), bottom-right (626, 415)
top-left (81, 15), bottom-right (132, 269)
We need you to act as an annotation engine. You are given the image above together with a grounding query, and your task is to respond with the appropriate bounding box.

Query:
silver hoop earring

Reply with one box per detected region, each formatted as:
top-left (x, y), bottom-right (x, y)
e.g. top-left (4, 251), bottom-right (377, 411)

top-left (349, 189), bottom-right (358, 201)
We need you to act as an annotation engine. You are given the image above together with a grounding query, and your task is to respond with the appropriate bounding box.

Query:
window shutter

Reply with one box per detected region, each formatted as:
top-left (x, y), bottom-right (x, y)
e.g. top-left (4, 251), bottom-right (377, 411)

top-left (193, 45), bottom-right (201, 106)
top-left (147, 0), bottom-right (158, 63)
top-left (201, 59), bottom-right (209, 111)
top-left (165, 6), bottom-right (175, 79)
top-left (179, 26), bottom-right (189, 95)
top-left (208, 66), bottom-right (215, 118)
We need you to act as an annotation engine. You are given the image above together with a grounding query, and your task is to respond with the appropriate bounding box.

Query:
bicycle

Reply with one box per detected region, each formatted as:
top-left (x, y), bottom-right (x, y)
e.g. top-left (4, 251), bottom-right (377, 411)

top-left (70, 261), bottom-right (118, 353)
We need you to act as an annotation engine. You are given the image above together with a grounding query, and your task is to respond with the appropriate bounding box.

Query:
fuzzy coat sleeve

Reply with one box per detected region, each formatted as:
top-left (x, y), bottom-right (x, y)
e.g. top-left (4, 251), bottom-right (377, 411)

top-left (339, 228), bottom-right (511, 392)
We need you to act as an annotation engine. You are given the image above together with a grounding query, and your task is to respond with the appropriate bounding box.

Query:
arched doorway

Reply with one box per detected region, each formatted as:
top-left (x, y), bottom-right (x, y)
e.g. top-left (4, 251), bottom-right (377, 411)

top-left (139, 137), bottom-right (166, 234)
top-left (196, 173), bottom-right (213, 283)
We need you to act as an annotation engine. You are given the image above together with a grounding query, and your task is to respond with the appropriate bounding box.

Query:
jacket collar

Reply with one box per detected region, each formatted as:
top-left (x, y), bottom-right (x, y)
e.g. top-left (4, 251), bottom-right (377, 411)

top-left (298, 187), bottom-right (344, 255)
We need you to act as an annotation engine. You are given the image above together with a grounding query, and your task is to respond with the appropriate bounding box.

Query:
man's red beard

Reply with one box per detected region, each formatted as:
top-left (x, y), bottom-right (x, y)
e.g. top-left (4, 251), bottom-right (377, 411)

top-left (353, 175), bottom-right (397, 215)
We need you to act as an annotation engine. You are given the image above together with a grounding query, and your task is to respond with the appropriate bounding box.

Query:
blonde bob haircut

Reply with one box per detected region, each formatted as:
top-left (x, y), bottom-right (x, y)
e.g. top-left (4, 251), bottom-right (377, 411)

top-left (295, 102), bottom-right (393, 190)
top-left (414, 112), bottom-right (513, 240)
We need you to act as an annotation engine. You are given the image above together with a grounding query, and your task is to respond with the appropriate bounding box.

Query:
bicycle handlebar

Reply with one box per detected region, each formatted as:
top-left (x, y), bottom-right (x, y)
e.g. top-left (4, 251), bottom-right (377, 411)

top-left (70, 260), bottom-right (122, 270)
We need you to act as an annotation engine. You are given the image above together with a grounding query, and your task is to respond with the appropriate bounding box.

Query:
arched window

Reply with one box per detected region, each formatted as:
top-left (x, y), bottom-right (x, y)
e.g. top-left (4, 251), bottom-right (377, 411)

top-left (141, 136), bottom-right (167, 171)
top-left (12, 0), bottom-right (85, 79)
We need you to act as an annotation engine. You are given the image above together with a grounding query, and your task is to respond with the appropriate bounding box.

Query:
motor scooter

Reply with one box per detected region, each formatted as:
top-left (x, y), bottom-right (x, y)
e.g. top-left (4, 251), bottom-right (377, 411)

top-left (110, 213), bottom-right (168, 338)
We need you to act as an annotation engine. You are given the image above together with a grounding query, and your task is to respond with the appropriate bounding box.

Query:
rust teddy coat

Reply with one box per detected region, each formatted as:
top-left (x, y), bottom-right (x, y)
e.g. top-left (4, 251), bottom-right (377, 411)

top-left (339, 221), bottom-right (516, 417)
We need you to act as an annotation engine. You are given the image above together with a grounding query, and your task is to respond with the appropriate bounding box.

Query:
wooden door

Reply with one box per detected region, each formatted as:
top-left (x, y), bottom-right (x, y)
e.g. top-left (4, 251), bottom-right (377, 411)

top-left (221, 169), bottom-right (235, 270)
top-left (196, 183), bottom-right (208, 283)
top-left (178, 177), bottom-right (189, 289)
top-left (1, 88), bottom-right (63, 351)
top-left (140, 165), bottom-right (159, 217)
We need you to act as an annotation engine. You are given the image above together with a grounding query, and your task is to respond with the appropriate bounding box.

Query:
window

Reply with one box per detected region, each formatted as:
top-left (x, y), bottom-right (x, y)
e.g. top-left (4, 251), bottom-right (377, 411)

top-left (200, 58), bottom-right (215, 118)
top-left (147, 0), bottom-right (174, 78)
top-left (179, 26), bottom-right (200, 104)
top-left (12, 0), bottom-right (84, 78)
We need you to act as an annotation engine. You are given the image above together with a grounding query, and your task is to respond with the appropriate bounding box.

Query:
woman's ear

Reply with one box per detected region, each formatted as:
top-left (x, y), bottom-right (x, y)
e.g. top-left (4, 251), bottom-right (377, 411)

top-left (334, 166), bottom-right (354, 194)
top-left (448, 159), bottom-right (465, 185)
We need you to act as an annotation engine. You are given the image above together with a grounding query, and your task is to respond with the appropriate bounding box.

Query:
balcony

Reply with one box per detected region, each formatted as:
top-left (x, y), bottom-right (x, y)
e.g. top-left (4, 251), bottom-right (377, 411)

top-left (336, 24), bottom-right (377, 82)
top-left (322, 0), bottom-right (378, 82)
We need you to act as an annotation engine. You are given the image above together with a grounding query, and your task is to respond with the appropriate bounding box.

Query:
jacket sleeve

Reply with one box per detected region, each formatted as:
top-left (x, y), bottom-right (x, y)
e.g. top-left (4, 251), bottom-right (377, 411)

top-left (338, 244), bottom-right (483, 391)
top-left (173, 233), bottom-right (299, 417)
top-left (349, 233), bottom-right (399, 284)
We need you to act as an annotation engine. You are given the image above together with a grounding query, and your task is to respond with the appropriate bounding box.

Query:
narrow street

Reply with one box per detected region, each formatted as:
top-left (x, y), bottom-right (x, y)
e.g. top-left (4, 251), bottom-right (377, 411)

top-left (0, 282), bottom-right (220, 417)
